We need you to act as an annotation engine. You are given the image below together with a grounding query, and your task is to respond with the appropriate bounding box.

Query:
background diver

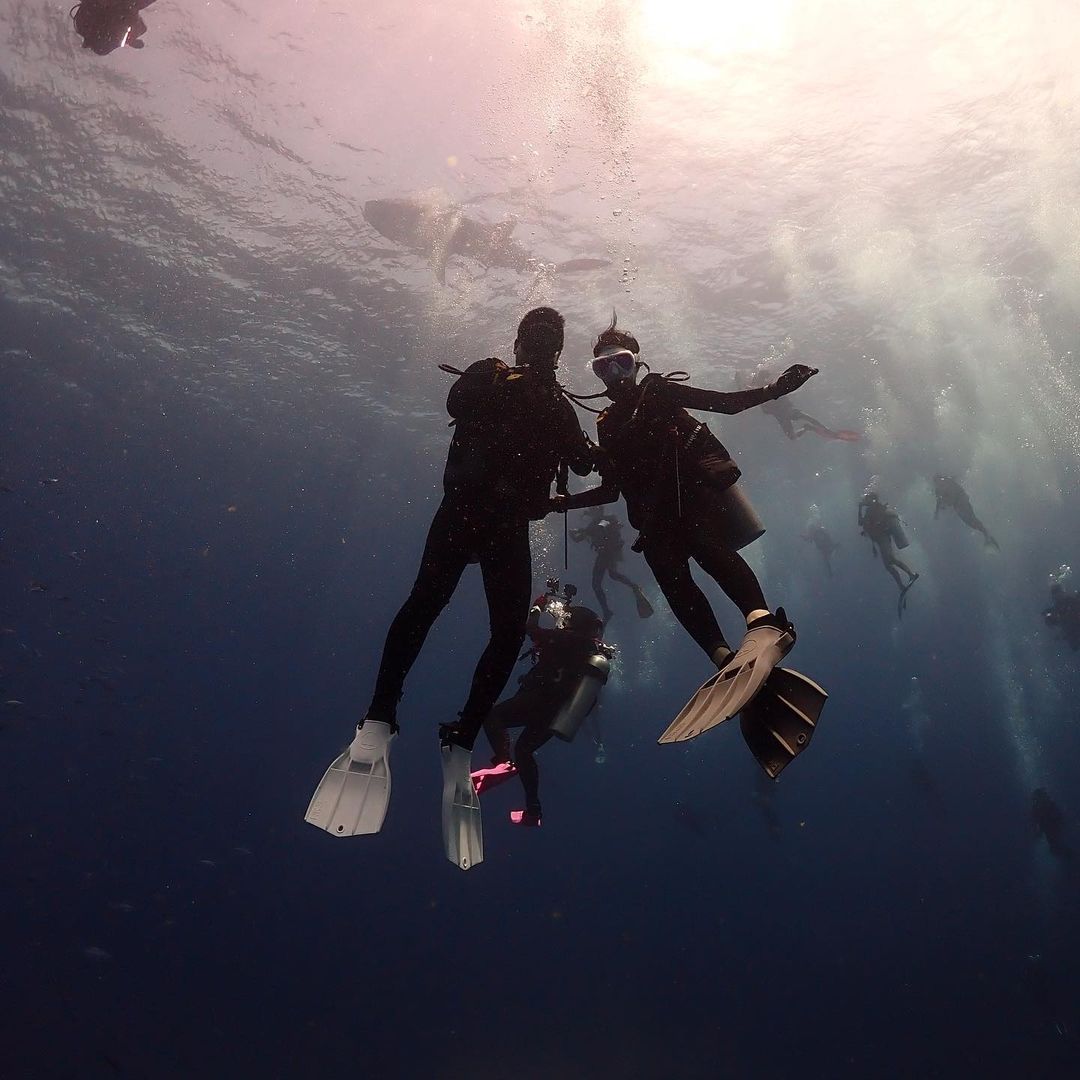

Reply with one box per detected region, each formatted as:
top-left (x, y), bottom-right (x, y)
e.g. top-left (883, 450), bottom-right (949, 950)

top-left (801, 522), bottom-right (840, 577)
top-left (472, 580), bottom-right (613, 828)
top-left (1044, 582), bottom-right (1080, 652)
top-left (570, 506), bottom-right (653, 622)
top-left (933, 474), bottom-right (999, 549)
top-left (305, 307), bottom-right (592, 869)
top-left (70, 0), bottom-right (155, 54)
top-left (1031, 788), bottom-right (1073, 863)
top-left (553, 314), bottom-right (827, 779)
top-left (859, 491), bottom-right (919, 617)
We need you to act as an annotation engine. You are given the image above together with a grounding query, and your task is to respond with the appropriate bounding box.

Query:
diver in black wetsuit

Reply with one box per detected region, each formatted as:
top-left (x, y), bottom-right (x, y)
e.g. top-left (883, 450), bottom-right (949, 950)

top-left (360, 308), bottom-right (592, 748)
top-left (933, 475), bottom-right (999, 549)
top-left (858, 492), bottom-right (919, 617)
top-left (570, 508), bottom-right (652, 622)
top-left (481, 585), bottom-right (612, 827)
top-left (553, 315), bottom-right (816, 665)
top-left (801, 523), bottom-right (840, 577)
top-left (70, 0), bottom-right (155, 54)
top-left (1044, 584), bottom-right (1080, 652)
top-left (1031, 788), bottom-right (1072, 862)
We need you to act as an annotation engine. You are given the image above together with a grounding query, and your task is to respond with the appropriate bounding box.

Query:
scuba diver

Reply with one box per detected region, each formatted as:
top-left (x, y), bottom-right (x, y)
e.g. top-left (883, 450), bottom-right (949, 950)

top-left (305, 308), bottom-right (593, 870)
top-left (552, 314), bottom-right (828, 779)
top-left (473, 580), bottom-right (613, 828)
top-left (70, 0), bottom-right (155, 54)
top-left (736, 368), bottom-right (860, 442)
top-left (1031, 788), bottom-right (1072, 862)
top-left (570, 507), bottom-right (653, 622)
top-left (1044, 583), bottom-right (1080, 651)
top-left (801, 523), bottom-right (840, 577)
top-left (858, 492), bottom-right (919, 617)
top-left (933, 475), bottom-right (999, 549)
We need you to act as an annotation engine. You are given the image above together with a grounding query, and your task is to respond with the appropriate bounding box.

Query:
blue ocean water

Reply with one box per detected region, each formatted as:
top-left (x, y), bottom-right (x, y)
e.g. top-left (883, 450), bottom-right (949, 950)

top-left (3, 1), bottom-right (1080, 1076)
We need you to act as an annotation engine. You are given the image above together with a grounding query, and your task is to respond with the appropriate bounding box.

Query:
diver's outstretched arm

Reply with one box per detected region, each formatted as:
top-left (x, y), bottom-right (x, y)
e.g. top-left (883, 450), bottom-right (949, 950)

top-left (661, 364), bottom-right (817, 416)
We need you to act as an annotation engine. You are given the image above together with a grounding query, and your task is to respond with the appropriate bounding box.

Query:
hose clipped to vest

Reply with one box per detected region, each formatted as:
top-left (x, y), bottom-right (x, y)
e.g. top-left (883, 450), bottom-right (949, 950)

top-left (556, 460), bottom-right (570, 570)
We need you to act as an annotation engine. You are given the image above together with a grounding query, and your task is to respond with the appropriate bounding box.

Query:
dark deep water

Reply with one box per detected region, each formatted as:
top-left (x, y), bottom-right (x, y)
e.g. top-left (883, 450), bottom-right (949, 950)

top-left (4, 1), bottom-right (1080, 1077)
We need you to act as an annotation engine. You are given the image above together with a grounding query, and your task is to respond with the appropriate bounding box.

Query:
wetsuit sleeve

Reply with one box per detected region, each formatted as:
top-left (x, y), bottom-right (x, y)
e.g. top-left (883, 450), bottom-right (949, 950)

top-left (658, 377), bottom-right (777, 415)
top-left (446, 357), bottom-right (506, 420)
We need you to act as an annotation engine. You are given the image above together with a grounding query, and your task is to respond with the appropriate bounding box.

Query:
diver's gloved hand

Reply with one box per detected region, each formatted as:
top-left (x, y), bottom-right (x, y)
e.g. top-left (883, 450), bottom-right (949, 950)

top-left (771, 364), bottom-right (818, 398)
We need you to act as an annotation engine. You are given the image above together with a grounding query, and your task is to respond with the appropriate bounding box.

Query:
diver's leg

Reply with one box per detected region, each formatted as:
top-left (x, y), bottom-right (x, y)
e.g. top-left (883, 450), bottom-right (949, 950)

top-left (642, 537), bottom-right (730, 658)
top-left (513, 722), bottom-right (555, 815)
top-left (453, 520), bottom-right (532, 747)
top-left (892, 556), bottom-right (917, 582)
top-left (367, 500), bottom-right (469, 724)
top-left (606, 558), bottom-right (638, 591)
top-left (883, 558), bottom-right (905, 591)
top-left (692, 540), bottom-right (769, 621)
top-left (956, 498), bottom-right (998, 546)
top-left (791, 409), bottom-right (840, 439)
top-left (483, 690), bottom-right (535, 763)
top-left (591, 555), bottom-right (613, 621)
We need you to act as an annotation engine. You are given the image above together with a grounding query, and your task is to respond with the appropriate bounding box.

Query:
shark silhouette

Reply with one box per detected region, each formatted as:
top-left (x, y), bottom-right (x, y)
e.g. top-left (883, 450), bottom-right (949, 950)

top-left (363, 195), bottom-right (610, 283)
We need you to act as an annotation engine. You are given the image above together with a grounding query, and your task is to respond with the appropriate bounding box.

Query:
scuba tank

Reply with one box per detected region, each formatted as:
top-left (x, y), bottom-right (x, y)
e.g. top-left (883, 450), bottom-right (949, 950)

top-left (544, 602), bottom-right (611, 743)
top-left (886, 510), bottom-right (910, 549)
top-left (548, 650), bottom-right (611, 743)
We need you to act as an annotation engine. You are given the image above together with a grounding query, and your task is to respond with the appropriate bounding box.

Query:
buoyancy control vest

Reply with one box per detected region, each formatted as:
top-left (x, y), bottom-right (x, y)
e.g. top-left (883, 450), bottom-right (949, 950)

top-left (442, 357), bottom-right (585, 519)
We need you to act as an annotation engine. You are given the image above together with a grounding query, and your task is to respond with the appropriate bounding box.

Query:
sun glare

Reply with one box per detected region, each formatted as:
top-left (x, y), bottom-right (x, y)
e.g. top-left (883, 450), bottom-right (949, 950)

top-left (636, 0), bottom-right (794, 79)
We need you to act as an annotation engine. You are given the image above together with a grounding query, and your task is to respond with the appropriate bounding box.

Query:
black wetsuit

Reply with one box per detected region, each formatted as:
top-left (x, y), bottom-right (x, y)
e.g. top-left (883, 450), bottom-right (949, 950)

top-left (859, 496), bottom-right (917, 597)
top-left (484, 614), bottom-right (609, 813)
top-left (72, 0), bottom-right (154, 53)
top-left (564, 374), bottom-right (778, 658)
top-left (367, 358), bottom-right (591, 739)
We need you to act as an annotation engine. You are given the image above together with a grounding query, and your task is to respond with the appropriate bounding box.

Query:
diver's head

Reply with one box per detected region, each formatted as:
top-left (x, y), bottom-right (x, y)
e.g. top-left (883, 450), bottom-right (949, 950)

top-left (591, 311), bottom-right (641, 392)
top-left (515, 306), bottom-right (564, 372)
top-left (564, 605), bottom-right (604, 639)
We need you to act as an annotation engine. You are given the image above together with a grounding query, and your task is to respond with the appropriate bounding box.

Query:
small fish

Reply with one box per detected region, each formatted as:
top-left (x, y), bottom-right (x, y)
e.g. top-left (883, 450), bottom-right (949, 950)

top-left (40, 477), bottom-right (60, 485)
top-left (83, 945), bottom-right (113, 962)
top-left (4, 700), bottom-right (24, 707)
top-left (108, 901), bottom-right (136, 913)
top-left (28, 582), bottom-right (49, 593)
top-left (233, 846), bottom-right (254, 857)
top-left (198, 859), bottom-right (217, 868)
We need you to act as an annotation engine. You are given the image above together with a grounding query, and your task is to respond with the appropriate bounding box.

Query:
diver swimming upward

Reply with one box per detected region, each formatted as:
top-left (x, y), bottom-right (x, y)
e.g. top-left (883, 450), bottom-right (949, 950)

top-left (859, 492), bottom-right (919, 617)
top-left (553, 314), bottom-right (828, 779)
top-left (570, 507), bottom-right (653, 622)
top-left (473, 580), bottom-right (613, 828)
top-left (305, 307), bottom-right (592, 869)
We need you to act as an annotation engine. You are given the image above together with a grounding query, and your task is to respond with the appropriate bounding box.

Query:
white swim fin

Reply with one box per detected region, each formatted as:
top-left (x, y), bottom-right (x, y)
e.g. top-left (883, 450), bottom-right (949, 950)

top-left (658, 612), bottom-right (795, 744)
top-left (304, 720), bottom-right (395, 837)
top-left (441, 742), bottom-right (483, 871)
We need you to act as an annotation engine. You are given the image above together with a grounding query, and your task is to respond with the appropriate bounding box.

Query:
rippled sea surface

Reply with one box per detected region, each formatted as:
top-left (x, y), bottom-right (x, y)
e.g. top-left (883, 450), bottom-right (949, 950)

top-left (2, 2), bottom-right (1080, 1076)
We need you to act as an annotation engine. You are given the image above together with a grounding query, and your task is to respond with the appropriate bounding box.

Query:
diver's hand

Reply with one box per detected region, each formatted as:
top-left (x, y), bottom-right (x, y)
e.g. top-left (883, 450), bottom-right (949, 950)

top-left (771, 364), bottom-right (818, 398)
top-left (550, 494), bottom-right (568, 514)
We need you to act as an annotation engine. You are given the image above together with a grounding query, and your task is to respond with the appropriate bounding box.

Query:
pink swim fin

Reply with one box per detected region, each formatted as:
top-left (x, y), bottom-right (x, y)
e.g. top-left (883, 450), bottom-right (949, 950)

top-left (510, 808), bottom-right (542, 828)
top-left (471, 761), bottom-right (517, 795)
